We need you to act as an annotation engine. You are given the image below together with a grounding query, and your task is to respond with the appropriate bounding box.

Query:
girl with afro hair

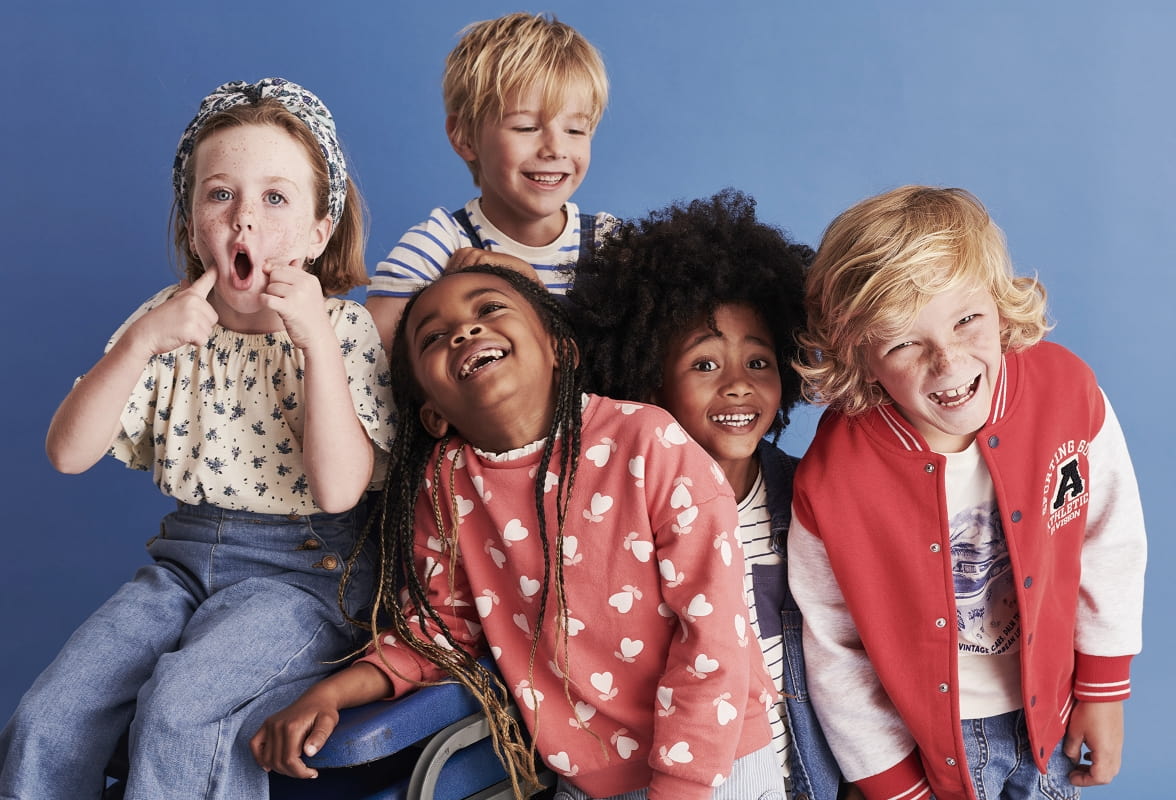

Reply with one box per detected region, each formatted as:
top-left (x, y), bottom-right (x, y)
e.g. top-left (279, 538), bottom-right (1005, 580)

top-left (566, 189), bottom-right (859, 800)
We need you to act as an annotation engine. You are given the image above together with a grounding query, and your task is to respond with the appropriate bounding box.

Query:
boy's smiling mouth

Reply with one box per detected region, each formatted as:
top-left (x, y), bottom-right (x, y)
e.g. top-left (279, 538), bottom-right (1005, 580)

top-left (458, 347), bottom-right (506, 379)
top-left (930, 375), bottom-right (980, 407)
top-left (525, 172), bottom-right (566, 186)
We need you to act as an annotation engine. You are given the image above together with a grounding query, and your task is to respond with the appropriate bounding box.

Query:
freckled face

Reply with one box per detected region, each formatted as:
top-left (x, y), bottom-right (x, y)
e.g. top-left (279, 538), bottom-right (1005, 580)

top-left (187, 123), bottom-right (330, 329)
top-left (864, 283), bottom-right (1004, 453)
top-left (655, 304), bottom-right (782, 498)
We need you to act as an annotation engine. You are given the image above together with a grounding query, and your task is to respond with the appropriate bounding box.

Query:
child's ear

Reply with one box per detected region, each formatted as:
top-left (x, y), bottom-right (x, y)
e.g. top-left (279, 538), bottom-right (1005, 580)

top-left (419, 402), bottom-right (451, 439)
top-left (446, 115), bottom-right (477, 162)
top-left (307, 217), bottom-right (332, 262)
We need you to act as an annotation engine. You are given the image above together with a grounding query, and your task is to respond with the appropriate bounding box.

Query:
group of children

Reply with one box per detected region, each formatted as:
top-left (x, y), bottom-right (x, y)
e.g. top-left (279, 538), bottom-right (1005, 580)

top-left (0, 11), bottom-right (1146, 800)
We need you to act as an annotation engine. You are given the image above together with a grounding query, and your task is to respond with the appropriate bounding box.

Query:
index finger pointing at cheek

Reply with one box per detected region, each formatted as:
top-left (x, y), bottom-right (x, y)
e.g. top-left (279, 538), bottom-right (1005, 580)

top-left (190, 268), bottom-right (217, 298)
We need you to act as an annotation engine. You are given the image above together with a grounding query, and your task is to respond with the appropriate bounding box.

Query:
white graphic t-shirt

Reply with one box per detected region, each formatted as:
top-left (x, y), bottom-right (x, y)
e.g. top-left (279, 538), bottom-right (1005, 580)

top-left (944, 441), bottom-right (1022, 719)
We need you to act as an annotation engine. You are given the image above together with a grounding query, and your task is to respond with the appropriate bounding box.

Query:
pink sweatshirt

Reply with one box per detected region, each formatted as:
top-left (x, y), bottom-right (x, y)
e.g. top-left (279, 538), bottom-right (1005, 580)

top-left (362, 395), bottom-right (773, 800)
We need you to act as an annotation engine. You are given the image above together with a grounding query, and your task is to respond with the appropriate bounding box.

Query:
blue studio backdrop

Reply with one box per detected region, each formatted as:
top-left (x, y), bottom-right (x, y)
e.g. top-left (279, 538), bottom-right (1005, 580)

top-left (2, 1), bottom-right (1170, 795)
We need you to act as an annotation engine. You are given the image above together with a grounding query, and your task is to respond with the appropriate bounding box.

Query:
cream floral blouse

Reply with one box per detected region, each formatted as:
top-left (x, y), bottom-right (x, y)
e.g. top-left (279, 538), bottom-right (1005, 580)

top-left (103, 285), bottom-right (394, 515)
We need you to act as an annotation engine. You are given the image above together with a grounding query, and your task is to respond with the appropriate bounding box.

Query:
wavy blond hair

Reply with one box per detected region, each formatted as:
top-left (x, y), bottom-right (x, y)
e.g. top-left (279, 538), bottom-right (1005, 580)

top-left (443, 12), bottom-right (608, 186)
top-left (796, 186), bottom-right (1051, 415)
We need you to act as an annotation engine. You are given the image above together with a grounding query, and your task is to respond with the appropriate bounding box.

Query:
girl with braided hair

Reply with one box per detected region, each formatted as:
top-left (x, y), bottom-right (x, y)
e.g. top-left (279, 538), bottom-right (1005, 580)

top-left (0, 78), bottom-right (393, 798)
top-left (255, 264), bottom-right (785, 800)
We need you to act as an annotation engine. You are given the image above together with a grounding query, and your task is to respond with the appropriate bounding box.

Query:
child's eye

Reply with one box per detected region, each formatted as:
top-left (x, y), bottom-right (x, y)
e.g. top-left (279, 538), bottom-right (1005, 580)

top-left (567, 127), bottom-right (588, 136)
top-left (512, 125), bottom-right (539, 133)
top-left (748, 358), bottom-right (772, 370)
top-left (958, 313), bottom-right (978, 326)
top-left (886, 341), bottom-right (916, 355)
top-left (419, 331), bottom-right (445, 351)
top-left (692, 359), bottom-right (719, 373)
top-left (265, 192), bottom-right (286, 206)
top-left (478, 301), bottom-right (507, 316)
top-left (211, 189), bottom-right (232, 202)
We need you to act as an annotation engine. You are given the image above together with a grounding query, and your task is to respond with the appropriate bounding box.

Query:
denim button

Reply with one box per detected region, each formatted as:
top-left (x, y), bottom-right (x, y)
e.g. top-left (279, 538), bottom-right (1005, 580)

top-left (924, 463), bottom-right (936, 473)
top-left (930, 543), bottom-right (941, 553)
top-left (946, 757), bottom-right (957, 766)
top-left (938, 683), bottom-right (949, 693)
top-left (935, 617), bottom-right (947, 628)
top-left (1024, 576), bottom-right (1033, 588)
top-left (1010, 510), bottom-right (1022, 522)
top-left (286, 513), bottom-right (301, 521)
top-left (987, 435), bottom-right (999, 448)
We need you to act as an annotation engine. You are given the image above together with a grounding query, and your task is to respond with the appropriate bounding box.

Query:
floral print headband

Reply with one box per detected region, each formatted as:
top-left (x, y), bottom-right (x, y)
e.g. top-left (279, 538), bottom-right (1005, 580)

top-left (173, 77), bottom-right (348, 229)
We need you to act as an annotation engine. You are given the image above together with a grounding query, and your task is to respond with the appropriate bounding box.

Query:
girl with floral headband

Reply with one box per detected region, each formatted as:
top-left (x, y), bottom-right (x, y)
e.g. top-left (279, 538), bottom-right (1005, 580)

top-left (0, 77), bottom-right (393, 799)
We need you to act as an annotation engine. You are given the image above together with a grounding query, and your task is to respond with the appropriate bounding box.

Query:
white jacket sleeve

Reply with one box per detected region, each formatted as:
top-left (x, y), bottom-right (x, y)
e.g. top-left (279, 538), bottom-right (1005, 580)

top-left (787, 514), bottom-right (916, 783)
top-left (1076, 391), bottom-right (1146, 658)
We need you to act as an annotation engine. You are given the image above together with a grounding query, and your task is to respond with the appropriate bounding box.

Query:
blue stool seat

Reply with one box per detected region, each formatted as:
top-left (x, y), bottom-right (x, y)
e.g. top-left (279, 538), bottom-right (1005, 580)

top-left (107, 658), bottom-right (550, 800)
top-left (270, 657), bottom-right (552, 800)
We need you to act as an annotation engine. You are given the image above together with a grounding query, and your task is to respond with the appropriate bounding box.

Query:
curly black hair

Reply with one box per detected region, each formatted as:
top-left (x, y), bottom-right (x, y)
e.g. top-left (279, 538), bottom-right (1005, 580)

top-left (564, 188), bottom-right (812, 438)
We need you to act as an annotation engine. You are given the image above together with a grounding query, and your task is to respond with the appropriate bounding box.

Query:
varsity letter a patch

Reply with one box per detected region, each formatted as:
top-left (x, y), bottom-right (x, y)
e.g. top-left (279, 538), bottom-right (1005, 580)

top-left (1052, 457), bottom-right (1086, 510)
top-left (1043, 446), bottom-right (1091, 536)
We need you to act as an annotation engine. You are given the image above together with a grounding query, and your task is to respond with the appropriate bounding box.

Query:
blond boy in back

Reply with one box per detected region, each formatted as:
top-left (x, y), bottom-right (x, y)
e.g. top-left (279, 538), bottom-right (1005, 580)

top-left (367, 12), bottom-right (614, 349)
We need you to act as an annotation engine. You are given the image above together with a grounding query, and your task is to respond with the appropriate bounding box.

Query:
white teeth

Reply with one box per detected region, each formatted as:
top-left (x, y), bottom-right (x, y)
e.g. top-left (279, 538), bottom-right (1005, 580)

top-left (710, 413), bottom-right (756, 427)
top-left (459, 348), bottom-right (504, 378)
top-left (527, 173), bottom-right (563, 184)
top-left (931, 378), bottom-right (976, 407)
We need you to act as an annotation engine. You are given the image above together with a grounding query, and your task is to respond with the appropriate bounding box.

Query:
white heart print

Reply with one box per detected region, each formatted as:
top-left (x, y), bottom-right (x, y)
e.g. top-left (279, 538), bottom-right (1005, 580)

top-left (585, 440), bottom-right (614, 467)
top-left (686, 594), bottom-right (714, 619)
top-left (628, 455), bottom-right (645, 486)
top-left (502, 518), bottom-right (528, 545)
top-left (582, 492), bottom-right (613, 523)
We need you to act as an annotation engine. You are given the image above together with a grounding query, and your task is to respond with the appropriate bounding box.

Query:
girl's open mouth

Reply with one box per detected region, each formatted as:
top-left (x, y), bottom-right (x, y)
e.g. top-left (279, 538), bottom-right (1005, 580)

top-left (458, 348), bottom-right (506, 379)
top-left (234, 250), bottom-right (254, 282)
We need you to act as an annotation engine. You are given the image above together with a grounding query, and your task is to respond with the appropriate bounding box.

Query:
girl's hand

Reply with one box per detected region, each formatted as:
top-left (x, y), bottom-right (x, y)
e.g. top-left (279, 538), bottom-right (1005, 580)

top-left (260, 261), bottom-right (333, 352)
top-left (249, 663), bottom-right (393, 779)
top-left (249, 686), bottom-right (341, 779)
top-left (127, 269), bottom-right (218, 357)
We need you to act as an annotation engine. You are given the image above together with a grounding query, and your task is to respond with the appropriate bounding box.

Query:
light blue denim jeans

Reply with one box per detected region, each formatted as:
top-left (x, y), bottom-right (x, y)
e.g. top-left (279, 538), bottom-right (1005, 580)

top-left (553, 743), bottom-right (786, 800)
top-left (0, 499), bottom-right (373, 800)
top-left (960, 709), bottom-right (1080, 800)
